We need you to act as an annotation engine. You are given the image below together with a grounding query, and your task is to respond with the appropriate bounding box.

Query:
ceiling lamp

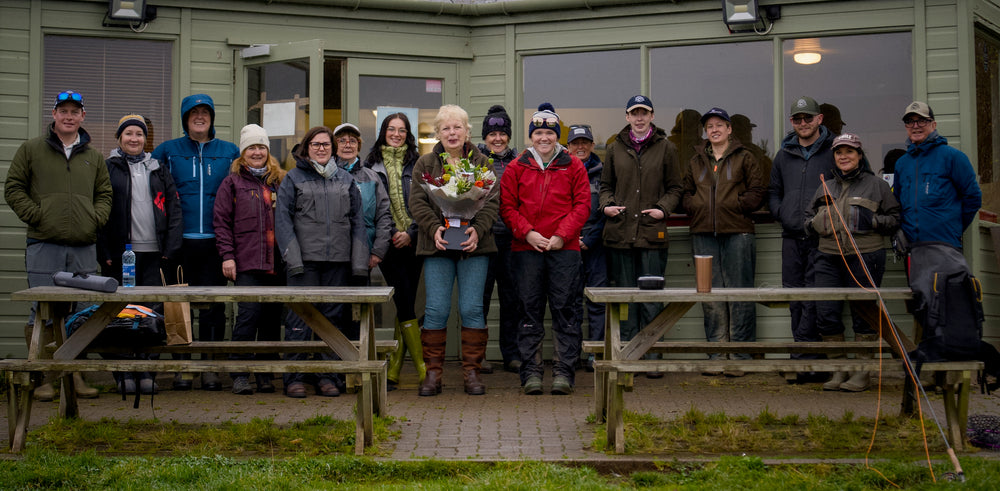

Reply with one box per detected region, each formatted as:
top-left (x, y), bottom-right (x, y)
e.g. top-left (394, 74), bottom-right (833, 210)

top-left (793, 38), bottom-right (823, 65)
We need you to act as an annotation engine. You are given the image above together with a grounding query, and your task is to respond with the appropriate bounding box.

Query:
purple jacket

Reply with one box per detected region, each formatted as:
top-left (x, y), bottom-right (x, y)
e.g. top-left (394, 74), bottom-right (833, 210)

top-left (213, 167), bottom-right (280, 273)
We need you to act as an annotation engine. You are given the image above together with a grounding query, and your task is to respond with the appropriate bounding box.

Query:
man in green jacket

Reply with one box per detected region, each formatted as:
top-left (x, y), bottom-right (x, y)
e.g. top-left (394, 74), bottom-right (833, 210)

top-left (4, 90), bottom-right (112, 401)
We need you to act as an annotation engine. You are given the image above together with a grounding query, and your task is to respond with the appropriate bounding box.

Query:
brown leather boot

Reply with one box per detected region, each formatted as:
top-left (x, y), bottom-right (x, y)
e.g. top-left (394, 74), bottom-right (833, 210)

top-left (418, 329), bottom-right (447, 396)
top-left (461, 327), bottom-right (487, 395)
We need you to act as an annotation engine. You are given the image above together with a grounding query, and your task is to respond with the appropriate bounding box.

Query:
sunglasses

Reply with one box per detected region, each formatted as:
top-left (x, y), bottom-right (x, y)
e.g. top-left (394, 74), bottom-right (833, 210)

top-left (487, 117), bottom-right (506, 126)
top-left (790, 114), bottom-right (815, 124)
top-left (532, 116), bottom-right (559, 127)
top-left (56, 91), bottom-right (82, 102)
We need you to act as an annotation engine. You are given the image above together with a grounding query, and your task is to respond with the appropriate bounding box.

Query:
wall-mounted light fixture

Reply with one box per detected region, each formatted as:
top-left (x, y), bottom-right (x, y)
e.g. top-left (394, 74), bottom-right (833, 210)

top-left (722, 0), bottom-right (780, 35)
top-left (104, 0), bottom-right (157, 31)
top-left (793, 38), bottom-right (823, 65)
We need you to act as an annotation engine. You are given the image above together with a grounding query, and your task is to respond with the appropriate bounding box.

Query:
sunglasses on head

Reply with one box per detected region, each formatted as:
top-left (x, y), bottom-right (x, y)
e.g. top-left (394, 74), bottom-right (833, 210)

top-left (532, 116), bottom-right (558, 127)
top-left (790, 114), bottom-right (815, 124)
top-left (56, 91), bottom-right (82, 102)
top-left (487, 117), bottom-right (506, 126)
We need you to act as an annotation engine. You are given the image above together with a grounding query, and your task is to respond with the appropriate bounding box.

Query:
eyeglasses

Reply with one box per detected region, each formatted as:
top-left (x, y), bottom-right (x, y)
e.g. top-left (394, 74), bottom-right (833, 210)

top-left (532, 116), bottom-right (559, 127)
top-left (487, 117), bottom-right (507, 126)
top-left (790, 114), bottom-right (815, 124)
top-left (903, 118), bottom-right (933, 128)
top-left (56, 91), bottom-right (82, 103)
top-left (336, 138), bottom-right (358, 146)
top-left (309, 142), bottom-right (332, 149)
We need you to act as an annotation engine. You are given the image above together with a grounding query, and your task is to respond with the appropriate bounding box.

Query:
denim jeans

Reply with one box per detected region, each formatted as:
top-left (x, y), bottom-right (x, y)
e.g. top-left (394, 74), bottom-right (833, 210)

top-left (782, 236), bottom-right (821, 359)
top-left (283, 261), bottom-right (351, 387)
top-left (814, 249), bottom-right (886, 337)
top-left (483, 231), bottom-right (521, 363)
top-left (513, 249), bottom-right (582, 384)
top-left (607, 248), bottom-right (668, 343)
top-left (692, 233), bottom-right (757, 359)
top-left (423, 255), bottom-right (489, 330)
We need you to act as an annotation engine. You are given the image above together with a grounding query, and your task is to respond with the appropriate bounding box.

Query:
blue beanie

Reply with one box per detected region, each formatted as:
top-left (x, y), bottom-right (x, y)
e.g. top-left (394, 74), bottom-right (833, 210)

top-left (528, 102), bottom-right (561, 139)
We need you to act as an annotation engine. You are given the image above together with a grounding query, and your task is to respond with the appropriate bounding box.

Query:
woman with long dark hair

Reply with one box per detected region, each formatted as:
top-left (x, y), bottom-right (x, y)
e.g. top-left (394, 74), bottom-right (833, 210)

top-left (364, 113), bottom-right (426, 389)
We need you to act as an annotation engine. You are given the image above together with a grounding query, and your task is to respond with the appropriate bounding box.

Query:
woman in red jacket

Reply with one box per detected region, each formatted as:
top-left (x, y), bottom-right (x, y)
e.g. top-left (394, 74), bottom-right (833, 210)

top-left (499, 103), bottom-right (591, 395)
top-left (213, 124), bottom-right (286, 395)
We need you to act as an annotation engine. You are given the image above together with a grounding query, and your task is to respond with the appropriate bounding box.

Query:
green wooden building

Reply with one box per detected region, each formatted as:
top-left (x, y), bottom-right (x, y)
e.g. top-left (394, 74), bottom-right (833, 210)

top-left (1, 0), bottom-right (997, 359)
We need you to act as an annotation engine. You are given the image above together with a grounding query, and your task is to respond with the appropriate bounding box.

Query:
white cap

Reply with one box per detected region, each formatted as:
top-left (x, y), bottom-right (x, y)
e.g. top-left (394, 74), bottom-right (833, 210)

top-left (239, 124), bottom-right (269, 153)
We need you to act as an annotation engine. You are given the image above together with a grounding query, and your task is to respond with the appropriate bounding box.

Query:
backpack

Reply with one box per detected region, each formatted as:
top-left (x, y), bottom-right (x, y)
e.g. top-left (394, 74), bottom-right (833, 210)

top-left (908, 242), bottom-right (985, 360)
top-left (66, 304), bottom-right (167, 348)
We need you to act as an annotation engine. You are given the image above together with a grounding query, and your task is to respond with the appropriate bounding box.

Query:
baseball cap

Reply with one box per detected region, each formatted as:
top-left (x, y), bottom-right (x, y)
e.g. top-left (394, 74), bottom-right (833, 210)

top-left (53, 90), bottom-right (84, 110)
top-left (902, 101), bottom-right (934, 121)
top-left (831, 132), bottom-right (863, 150)
top-left (789, 96), bottom-right (821, 116)
top-left (333, 123), bottom-right (361, 136)
top-left (626, 95), bottom-right (653, 113)
top-left (568, 124), bottom-right (594, 143)
top-left (700, 107), bottom-right (731, 125)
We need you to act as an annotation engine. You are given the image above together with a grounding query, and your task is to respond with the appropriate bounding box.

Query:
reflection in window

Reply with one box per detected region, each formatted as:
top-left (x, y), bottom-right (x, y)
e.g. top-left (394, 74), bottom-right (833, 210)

top-left (976, 29), bottom-right (998, 187)
top-left (650, 41), bottom-right (773, 176)
top-left (783, 33), bottom-right (912, 171)
top-left (43, 36), bottom-right (172, 156)
top-left (359, 76), bottom-right (442, 155)
top-left (247, 59), bottom-right (310, 166)
top-left (522, 50), bottom-right (639, 159)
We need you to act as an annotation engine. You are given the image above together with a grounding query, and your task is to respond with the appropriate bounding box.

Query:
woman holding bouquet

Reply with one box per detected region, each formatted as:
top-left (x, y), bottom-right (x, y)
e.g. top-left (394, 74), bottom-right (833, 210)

top-left (410, 104), bottom-right (499, 397)
top-left (500, 103), bottom-right (591, 395)
top-left (364, 114), bottom-right (426, 389)
top-left (276, 125), bottom-right (368, 398)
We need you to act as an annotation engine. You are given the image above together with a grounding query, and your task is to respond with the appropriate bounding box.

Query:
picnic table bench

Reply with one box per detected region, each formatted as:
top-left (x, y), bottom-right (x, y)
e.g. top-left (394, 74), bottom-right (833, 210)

top-left (584, 287), bottom-right (984, 453)
top-left (2, 285), bottom-right (394, 455)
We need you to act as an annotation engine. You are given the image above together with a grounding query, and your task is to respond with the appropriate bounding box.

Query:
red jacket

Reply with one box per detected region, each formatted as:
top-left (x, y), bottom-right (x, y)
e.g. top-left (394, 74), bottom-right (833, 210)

top-left (500, 148), bottom-right (591, 252)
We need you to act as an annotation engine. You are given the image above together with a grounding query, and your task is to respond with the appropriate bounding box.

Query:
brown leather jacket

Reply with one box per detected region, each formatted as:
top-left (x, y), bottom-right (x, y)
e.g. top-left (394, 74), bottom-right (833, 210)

top-left (682, 138), bottom-right (766, 234)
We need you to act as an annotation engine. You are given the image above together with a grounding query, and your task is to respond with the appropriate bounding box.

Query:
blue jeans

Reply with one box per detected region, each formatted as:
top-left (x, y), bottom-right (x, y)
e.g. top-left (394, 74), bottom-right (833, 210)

top-left (814, 249), bottom-right (886, 337)
top-left (692, 233), bottom-right (757, 359)
top-left (607, 248), bottom-right (668, 343)
top-left (423, 255), bottom-right (489, 330)
top-left (513, 249), bottom-right (582, 384)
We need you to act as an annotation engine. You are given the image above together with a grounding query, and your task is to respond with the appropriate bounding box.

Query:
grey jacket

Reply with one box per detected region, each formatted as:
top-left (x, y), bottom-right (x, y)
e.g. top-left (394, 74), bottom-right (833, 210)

top-left (276, 157), bottom-right (369, 276)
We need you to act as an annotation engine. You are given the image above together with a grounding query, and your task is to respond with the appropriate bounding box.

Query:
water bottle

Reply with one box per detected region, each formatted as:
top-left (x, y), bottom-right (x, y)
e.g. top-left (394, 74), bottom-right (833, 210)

top-left (122, 244), bottom-right (136, 288)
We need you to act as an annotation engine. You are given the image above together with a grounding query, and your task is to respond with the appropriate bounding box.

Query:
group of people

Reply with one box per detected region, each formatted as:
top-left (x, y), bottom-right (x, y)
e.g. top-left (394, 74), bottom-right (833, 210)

top-left (4, 87), bottom-right (986, 401)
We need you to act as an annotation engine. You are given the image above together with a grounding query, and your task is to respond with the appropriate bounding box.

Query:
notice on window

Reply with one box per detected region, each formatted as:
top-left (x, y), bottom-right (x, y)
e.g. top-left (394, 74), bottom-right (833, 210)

top-left (263, 102), bottom-right (296, 137)
top-left (426, 79), bottom-right (442, 93)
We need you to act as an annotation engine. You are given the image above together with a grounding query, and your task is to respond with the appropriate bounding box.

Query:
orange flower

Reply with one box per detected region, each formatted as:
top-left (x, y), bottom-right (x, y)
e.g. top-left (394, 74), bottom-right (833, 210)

top-left (475, 180), bottom-right (484, 188)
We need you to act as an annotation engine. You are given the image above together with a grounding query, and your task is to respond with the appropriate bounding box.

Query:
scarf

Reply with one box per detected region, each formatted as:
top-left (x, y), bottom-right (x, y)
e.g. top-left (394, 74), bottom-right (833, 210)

top-left (246, 165), bottom-right (268, 177)
top-left (382, 145), bottom-right (412, 232)
top-left (311, 159), bottom-right (337, 179)
top-left (629, 127), bottom-right (652, 154)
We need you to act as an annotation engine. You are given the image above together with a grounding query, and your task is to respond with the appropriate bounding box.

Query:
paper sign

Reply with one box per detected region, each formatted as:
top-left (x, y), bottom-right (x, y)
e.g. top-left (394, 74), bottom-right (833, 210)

top-left (448, 217), bottom-right (462, 227)
top-left (263, 102), bottom-right (296, 137)
top-left (426, 79), bottom-right (442, 93)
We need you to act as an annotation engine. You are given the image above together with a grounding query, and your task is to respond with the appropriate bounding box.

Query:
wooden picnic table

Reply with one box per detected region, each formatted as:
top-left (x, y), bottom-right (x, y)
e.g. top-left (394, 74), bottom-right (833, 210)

top-left (4, 285), bottom-right (393, 454)
top-left (583, 287), bottom-right (980, 452)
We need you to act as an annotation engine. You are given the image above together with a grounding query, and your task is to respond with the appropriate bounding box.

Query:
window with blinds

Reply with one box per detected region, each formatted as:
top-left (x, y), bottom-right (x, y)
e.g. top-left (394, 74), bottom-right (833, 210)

top-left (43, 35), bottom-right (172, 158)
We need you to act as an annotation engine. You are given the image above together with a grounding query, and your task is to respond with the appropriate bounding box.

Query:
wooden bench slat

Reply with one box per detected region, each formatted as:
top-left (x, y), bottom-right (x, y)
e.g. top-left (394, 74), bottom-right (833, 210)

top-left (10, 286), bottom-right (394, 304)
top-left (55, 340), bottom-right (399, 355)
top-left (0, 359), bottom-right (386, 373)
top-left (585, 286), bottom-right (912, 303)
top-left (593, 359), bottom-right (984, 373)
top-left (582, 341), bottom-right (891, 354)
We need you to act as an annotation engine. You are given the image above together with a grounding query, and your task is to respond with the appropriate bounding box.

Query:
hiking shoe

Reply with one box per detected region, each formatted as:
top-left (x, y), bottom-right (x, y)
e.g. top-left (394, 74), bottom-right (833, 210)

top-left (232, 376), bottom-right (253, 395)
top-left (255, 374), bottom-right (275, 393)
top-left (139, 375), bottom-right (158, 395)
top-left (523, 376), bottom-right (543, 395)
top-left (173, 373), bottom-right (192, 391)
top-left (551, 376), bottom-right (573, 395)
top-left (118, 374), bottom-right (137, 395)
top-left (479, 359), bottom-right (494, 374)
top-left (723, 369), bottom-right (746, 378)
top-left (201, 372), bottom-right (222, 391)
top-left (285, 382), bottom-right (307, 398)
top-left (504, 360), bottom-right (522, 373)
top-left (316, 378), bottom-right (340, 397)
top-left (584, 355), bottom-right (595, 373)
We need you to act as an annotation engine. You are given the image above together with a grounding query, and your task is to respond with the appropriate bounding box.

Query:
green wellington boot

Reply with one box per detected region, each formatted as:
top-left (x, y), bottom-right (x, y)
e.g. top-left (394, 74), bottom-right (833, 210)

top-left (400, 319), bottom-right (426, 382)
top-left (386, 319), bottom-right (405, 386)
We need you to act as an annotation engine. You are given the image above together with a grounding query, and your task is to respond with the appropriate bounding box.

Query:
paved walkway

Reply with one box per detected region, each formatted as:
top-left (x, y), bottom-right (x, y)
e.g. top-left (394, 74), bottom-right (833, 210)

top-left (3, 363), bottom-right (998, 460)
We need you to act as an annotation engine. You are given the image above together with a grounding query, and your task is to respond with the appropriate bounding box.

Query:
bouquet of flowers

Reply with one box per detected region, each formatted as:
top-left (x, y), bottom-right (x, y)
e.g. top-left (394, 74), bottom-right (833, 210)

top-left (419, 151), bottom-right (498, 249)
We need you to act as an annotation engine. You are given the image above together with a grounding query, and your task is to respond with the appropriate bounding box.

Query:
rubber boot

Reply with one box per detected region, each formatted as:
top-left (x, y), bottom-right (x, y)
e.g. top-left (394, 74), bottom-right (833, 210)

top-left (25, 322), bottom-right (55, 401)
top-left (400, 319), bottom-right (426, 382)
top-left (461, 327), bottom-right (487, 395)
top-left (418, 328), bottom-right (446, 396)
top-left (73, 372), bottom-right (99, 399)
top-left (841, 333), bottom-right (878, 392)
top-left (386, 319), bottom-right (404, 385)
top-left (821, 333), bottom-right (849, 391)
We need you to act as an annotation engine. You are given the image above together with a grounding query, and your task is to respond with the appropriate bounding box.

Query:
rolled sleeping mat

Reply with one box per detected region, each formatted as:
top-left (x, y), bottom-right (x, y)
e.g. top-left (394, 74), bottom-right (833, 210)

top-left (52, 271), bottom-right (119, 293)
